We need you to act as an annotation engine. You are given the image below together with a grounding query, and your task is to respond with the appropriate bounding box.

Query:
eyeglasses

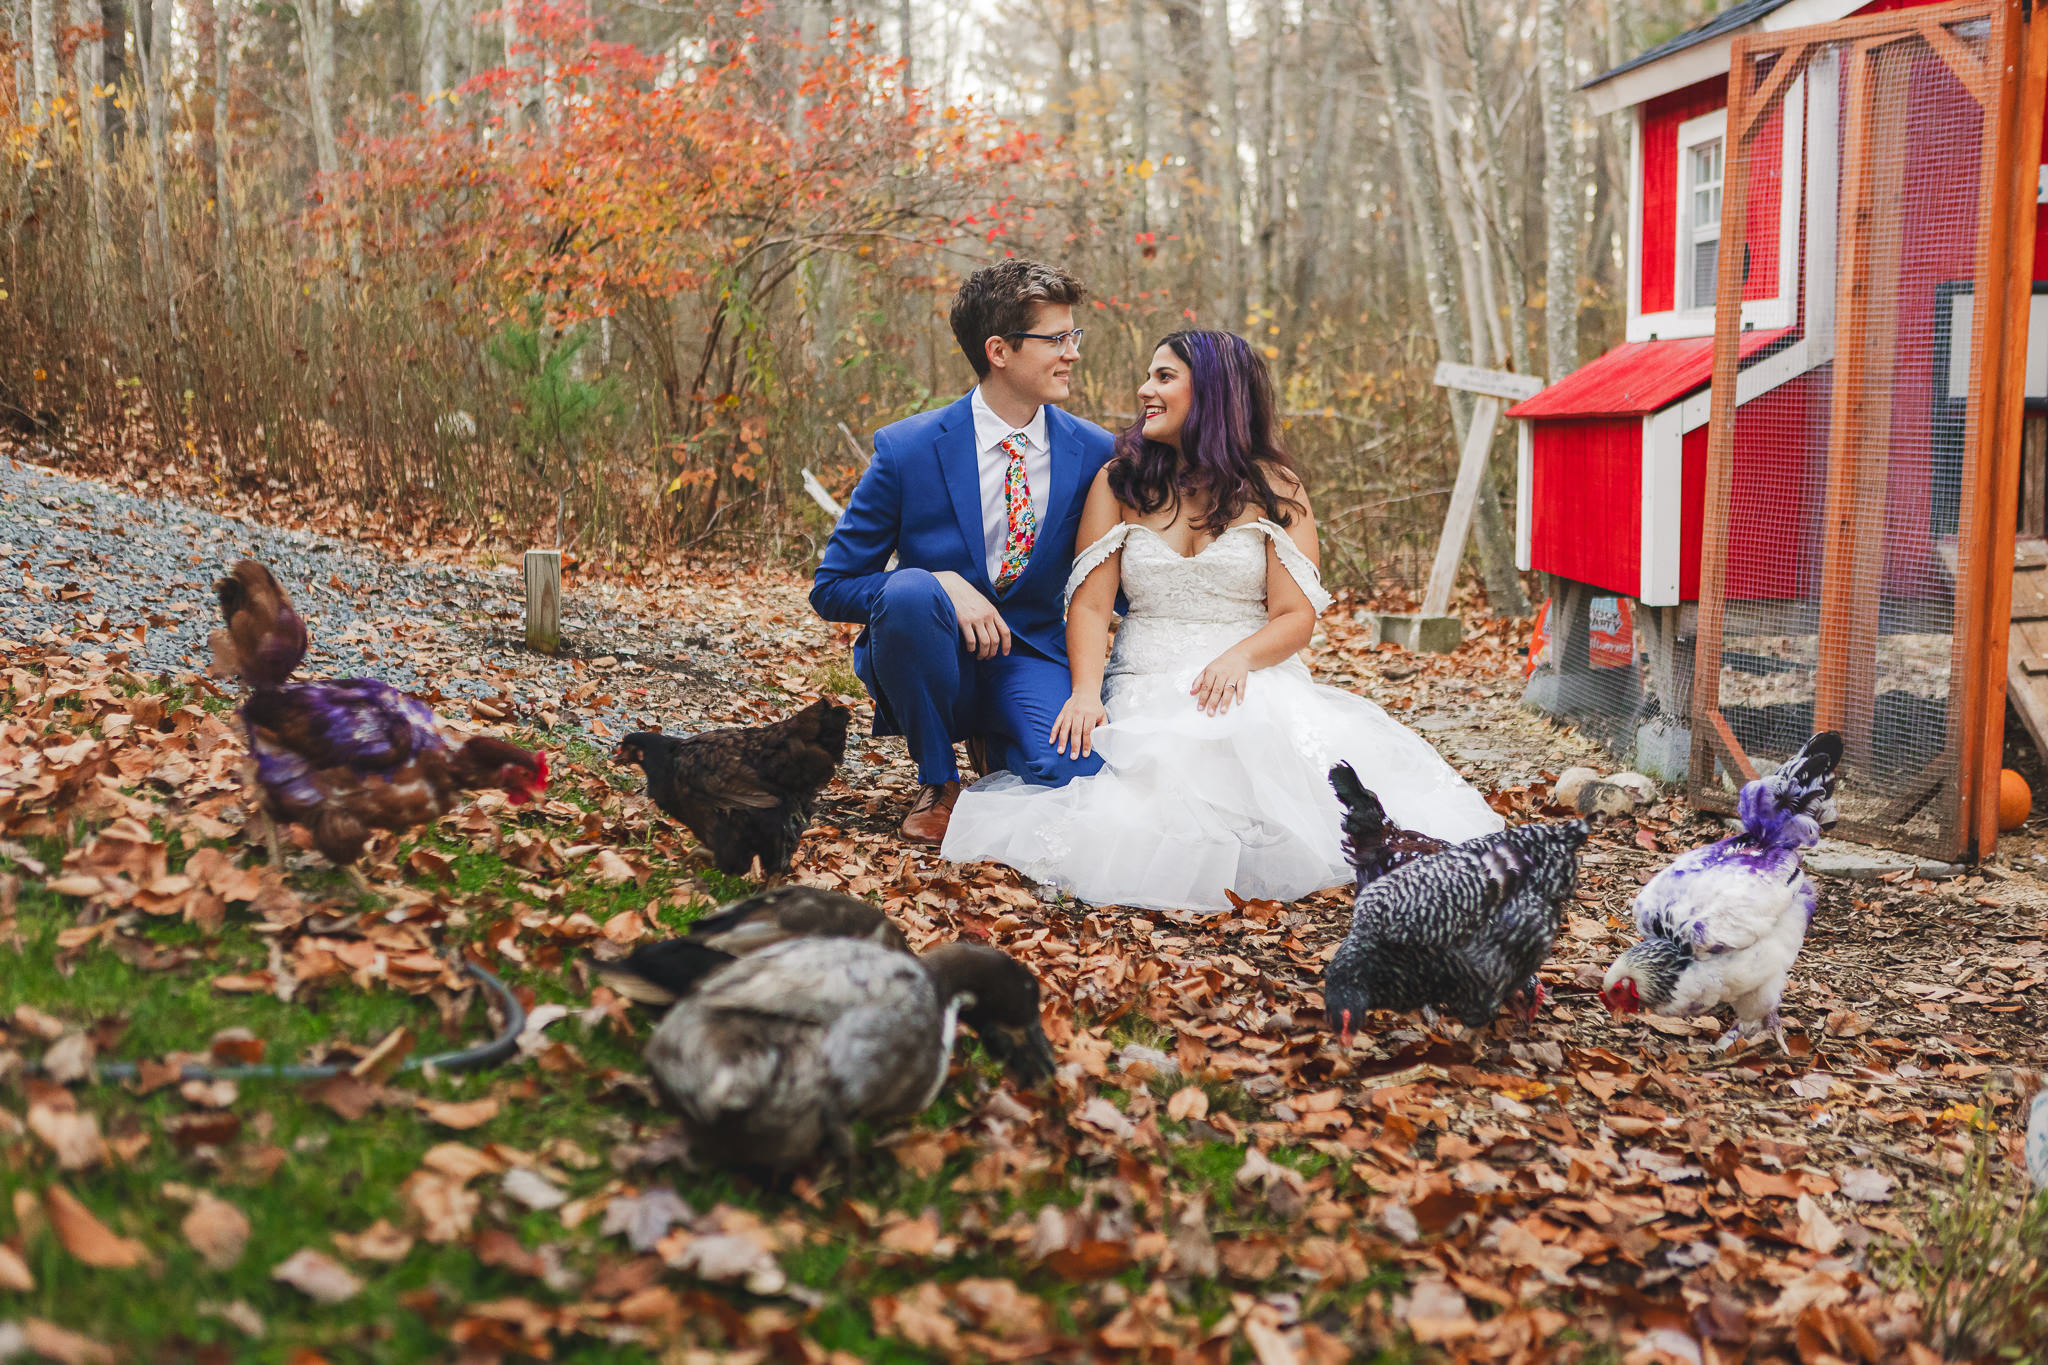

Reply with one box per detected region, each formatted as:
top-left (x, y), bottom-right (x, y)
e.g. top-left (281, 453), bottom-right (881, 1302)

top-left (1006, 328), bottom-right (1085, 351)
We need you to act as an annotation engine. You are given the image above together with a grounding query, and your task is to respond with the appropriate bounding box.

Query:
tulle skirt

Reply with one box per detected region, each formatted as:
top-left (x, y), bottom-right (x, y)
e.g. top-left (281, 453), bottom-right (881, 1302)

top-left (940, 658), bottom-right (1504, 913)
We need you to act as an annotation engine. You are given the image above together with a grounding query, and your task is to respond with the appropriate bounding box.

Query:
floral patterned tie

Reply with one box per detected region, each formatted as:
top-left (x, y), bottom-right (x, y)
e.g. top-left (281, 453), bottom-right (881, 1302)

top-left (992, 433), bottom-right (1037, 593)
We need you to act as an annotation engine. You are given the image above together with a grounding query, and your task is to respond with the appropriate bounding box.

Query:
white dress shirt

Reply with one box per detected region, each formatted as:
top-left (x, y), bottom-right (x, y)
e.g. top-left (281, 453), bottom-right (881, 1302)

top-left (969, 385), bottom-right (1052, 586)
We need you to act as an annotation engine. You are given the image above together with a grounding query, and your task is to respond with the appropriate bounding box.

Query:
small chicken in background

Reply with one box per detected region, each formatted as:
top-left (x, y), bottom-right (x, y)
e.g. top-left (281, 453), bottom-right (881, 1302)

top-left (211, 559), bottom-right (549, 886)
top-left (590, 885), bottom-right (908, 1006)
top-left (1600, 731), bottom-right (1843, 1051)
top-left (616, 698), bottom-right (850, 876)
top-left (1323, 817), bottom-right (1588, 1046)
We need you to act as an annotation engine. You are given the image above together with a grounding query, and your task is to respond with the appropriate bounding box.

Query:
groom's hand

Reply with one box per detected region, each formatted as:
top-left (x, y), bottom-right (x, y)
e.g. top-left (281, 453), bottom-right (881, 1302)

top-left (932, 571), bottom-right (1013, 659)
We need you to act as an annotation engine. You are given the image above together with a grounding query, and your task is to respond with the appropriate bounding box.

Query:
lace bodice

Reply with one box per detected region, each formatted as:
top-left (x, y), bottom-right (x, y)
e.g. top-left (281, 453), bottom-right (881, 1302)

top-left (1065, 520), bottom-right (1332, 679)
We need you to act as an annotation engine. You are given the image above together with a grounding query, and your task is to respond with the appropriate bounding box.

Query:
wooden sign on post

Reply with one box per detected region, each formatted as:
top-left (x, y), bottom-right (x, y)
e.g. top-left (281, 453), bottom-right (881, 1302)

top-left (1373, 363), bottom-right (1542, 652)
top-left (525, 550), bottom-right (562, 655)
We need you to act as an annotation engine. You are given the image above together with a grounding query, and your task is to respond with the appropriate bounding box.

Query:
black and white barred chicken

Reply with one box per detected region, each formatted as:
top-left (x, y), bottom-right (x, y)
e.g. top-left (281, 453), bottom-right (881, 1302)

top-left (1322, 818), bottom-right (1589, 1044)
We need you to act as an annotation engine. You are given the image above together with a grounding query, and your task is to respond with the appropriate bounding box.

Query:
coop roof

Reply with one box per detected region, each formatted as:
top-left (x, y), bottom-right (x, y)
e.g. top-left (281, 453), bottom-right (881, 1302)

top-left (1583, 0), bottom-right (1801, 92)
top-left (1579, 0), bottom-right (1865, 116)
top-left (1506, 328), bottom-right (1794, 421)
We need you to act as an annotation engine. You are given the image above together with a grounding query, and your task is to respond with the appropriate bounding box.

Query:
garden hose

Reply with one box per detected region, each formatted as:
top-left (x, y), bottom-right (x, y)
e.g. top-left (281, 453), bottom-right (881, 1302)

top-left (31, 961), bottom-right (526, 1084)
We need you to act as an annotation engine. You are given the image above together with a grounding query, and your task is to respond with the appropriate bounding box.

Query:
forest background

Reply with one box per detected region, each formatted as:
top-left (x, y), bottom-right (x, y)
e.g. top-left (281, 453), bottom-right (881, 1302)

top-left (0, 0), bottom-right (1698, 604)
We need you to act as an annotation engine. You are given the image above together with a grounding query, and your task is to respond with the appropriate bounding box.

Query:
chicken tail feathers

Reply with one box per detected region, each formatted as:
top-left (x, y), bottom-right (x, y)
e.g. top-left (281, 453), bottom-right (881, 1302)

top-left (1739, 730), bottom-right (1844, 846)
top-left (590, 939), bottom-right (738, 1006)
top-left (1329, 762), bottom-right (1390, 876)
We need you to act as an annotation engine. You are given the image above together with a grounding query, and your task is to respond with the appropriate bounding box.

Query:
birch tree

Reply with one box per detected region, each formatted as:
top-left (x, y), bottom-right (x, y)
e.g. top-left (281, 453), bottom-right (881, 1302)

top-left (1364, 0), bottom-right (1526, 615)
top-left (1538, 0), bottom-right (1576, 380)
top-left (28, 0), bottom-right (57, 118)
top-left (69, 0), bottom-right (109, 271)
top-left (294, 0), bottom-right (340, 177)
top-left (136, 0), bottom-right (179, 338)
top-left (1207, 0), bottom-right (1244, 321)
top-left (214, 0), bottom-right (236, 301)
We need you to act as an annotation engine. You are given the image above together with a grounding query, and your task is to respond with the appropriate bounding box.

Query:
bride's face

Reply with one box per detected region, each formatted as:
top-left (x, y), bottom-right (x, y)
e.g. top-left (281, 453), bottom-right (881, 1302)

top-left (1138, 345), bottom-right (1192, 449)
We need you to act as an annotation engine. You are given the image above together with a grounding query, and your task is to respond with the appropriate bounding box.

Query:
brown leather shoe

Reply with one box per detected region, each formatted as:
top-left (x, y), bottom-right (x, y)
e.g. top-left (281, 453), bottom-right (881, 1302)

top-left (901, 780), bottom-right (961, 846)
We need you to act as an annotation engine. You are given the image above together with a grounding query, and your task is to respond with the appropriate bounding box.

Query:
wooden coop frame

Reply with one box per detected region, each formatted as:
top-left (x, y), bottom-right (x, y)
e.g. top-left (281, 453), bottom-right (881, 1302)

top-left (1689, 0), bottom-right (2048, 860)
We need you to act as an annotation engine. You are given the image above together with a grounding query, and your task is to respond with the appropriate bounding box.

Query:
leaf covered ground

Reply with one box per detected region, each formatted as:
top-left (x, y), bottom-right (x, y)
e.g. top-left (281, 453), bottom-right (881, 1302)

top-left (2, 451), bottom-right (2046, 1363)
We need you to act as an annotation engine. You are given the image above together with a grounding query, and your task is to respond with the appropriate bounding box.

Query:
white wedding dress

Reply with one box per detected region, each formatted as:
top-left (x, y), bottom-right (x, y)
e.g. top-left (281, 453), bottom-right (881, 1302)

top-left (940, 519), bottom-right (1504, 912)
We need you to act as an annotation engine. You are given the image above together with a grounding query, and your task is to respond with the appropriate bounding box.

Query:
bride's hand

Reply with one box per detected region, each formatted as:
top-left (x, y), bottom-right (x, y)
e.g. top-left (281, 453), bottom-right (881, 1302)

top-left (1192, 649), bottom-right (1252, 715)
top-left (1050, 692), bottom-right (1109, 758)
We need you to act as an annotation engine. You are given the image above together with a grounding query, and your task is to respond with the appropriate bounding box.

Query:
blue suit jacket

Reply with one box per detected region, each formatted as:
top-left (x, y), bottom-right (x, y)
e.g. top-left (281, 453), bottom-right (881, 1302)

top-left (811, 391), bottom-right (1118, 667)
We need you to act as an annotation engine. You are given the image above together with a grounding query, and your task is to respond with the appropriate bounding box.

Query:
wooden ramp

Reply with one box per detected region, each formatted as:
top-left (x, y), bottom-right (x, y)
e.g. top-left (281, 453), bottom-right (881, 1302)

top-left (2007, 538), bottom-right (2048, 755)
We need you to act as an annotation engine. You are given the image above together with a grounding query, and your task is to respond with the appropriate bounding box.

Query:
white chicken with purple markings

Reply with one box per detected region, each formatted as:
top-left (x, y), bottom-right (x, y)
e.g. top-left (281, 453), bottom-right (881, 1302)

top-left (1599, 731), bottom-right (1843, 1051)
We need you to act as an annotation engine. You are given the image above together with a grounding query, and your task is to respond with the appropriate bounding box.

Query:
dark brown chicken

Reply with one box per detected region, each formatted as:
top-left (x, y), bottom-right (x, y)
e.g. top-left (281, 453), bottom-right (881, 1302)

top-left (214, 559), bottom-right (548, 882)
top-left (617, 699), bottom-right (850, 876)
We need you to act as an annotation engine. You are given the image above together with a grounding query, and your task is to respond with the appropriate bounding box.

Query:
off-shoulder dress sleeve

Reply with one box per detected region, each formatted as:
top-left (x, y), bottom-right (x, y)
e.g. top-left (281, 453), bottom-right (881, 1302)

top-left (1063, 522), bottom-right (1138, 614)
top-left (1250, 519), bottom-right (1333, 615)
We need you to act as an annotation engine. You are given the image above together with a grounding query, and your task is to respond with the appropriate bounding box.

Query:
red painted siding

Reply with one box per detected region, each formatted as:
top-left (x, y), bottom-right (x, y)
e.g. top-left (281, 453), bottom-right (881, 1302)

top-left (1641, 79), bottom-right (1726, 316)
top-left (1680, 423), bottom-right (1707, 601)
top-left (1639, 77), bottom-right (1785, 317)
top-left (1530, 419), bottom-right (1642, 596)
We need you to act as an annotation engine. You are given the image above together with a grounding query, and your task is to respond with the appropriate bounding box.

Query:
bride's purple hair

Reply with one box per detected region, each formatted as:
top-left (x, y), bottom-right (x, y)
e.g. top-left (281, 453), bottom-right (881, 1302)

top-left (1108, 329), bottom-right (1304, 537)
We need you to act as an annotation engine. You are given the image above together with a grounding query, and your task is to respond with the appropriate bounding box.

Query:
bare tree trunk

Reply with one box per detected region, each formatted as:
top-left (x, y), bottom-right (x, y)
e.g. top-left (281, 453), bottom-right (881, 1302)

top-left (421, 0), bottom-right (452, 115)
top-left (28, 0), bottom-right (57, 117)
top-left (899, 0), bottom-right (911, 83)
top-left (1288, 0), bottom-right (1350, 321)
top-left (294, 0), bottom-right (340, 176)
top-left (1413, 3), bottom-right (1491, 372)
top-left (1162, 0), bottom-right (1211, 309)
top-left (214, 0), bottom-right (235, 304)
top-left (1208, 0), bottom-right (1245, 323)
top-left (1128, 0), bottom-right (1150, 230)
top-left (1050, 0), bottom-right (1077, 139)
top-left (192, 0), bottom-right (219, 202)
top-left (499, 0), bottom-right (528, 133)
top-left (1458, 0), bottom-right (1531, 376)
top-left (1252, 0), bottom-right (1279, 306)
top-left (1364, 0), bottom-right (1525, 615)
top-left (1538, 0), bottom-right (1577, 381)
top-left (135, 0), bottom-right (179, 339)
top-left (70, 0), bottom-right (109, 272)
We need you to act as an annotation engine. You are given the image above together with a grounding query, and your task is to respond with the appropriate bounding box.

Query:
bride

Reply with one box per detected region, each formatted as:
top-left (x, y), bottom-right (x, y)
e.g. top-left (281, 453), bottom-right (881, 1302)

top-left (940, 329), bottom-right (1503, 912)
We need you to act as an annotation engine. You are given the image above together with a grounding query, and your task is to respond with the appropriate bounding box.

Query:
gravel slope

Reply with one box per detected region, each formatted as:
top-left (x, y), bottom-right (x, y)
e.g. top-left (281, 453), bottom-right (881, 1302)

top-left (0, 457), bottom-right (747, 740)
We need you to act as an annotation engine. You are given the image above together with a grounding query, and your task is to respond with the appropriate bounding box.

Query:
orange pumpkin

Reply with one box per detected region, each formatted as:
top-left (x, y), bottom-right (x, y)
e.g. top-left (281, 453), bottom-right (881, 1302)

top-left (1999, 769), bottom-right (2032, 832)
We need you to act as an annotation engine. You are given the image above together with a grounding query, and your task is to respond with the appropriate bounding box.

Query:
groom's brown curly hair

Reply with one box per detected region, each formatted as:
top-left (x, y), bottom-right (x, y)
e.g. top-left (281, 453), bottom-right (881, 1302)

top-left (950, 260), bottom-right (1086, 379)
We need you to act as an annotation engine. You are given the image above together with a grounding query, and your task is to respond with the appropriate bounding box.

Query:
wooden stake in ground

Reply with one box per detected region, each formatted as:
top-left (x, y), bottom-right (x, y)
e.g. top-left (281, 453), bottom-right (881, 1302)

top-left (524, 550), bottom-right (562, 655)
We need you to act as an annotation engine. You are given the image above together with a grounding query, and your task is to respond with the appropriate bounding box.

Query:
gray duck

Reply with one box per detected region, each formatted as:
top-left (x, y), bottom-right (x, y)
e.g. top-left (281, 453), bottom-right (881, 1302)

top-left (645, 937), bottom-right (1056, 1172)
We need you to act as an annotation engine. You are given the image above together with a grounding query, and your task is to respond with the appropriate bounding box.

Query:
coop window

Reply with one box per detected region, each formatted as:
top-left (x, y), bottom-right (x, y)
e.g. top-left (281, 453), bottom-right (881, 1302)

top-left (1686, 137), bottom-right (1723, 309)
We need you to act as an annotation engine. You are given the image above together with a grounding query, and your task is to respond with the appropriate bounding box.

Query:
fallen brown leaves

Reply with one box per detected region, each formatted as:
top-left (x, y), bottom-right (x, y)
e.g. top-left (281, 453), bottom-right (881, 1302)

top-left (6, 506), bottom-right (2047, 1361)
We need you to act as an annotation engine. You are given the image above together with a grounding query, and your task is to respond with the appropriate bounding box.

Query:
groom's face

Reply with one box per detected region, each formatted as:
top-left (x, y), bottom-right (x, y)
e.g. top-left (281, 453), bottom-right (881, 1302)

top-left (989, 303), bottom-right (1078, 407)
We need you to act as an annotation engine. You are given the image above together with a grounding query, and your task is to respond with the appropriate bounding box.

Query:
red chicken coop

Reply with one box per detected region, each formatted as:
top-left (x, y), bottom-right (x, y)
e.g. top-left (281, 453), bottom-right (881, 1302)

top-left (1510, 0), bottom-right (2048, 859)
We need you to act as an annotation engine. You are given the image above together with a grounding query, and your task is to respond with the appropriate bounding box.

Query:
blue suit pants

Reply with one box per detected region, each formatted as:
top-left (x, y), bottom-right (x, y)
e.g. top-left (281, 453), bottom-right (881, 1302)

top-left (856, 569), bottom-right (1105, 788)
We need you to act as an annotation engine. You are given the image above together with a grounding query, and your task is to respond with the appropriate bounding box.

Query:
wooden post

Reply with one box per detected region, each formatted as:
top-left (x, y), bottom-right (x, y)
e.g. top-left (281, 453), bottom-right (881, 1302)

top-left (525, 550), bottom-right (562, 655)
top-left (1421, 394), bottom-right (1504, 617)
top-left (1375, 363), bottom-right (1540, 652)
top-left (1963, 0), bottom-right (2048, 857)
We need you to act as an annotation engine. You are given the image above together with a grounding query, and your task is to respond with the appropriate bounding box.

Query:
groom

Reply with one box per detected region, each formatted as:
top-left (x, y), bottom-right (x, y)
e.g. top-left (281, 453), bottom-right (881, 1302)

top-left (811, 260), bottom-right (1119, 845)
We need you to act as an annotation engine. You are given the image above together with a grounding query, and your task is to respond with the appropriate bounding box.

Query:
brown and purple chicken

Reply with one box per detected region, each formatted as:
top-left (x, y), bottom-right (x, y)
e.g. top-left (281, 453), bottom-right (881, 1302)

top-left (212, 560), bottom-right (548, 884)
top-left (617, 699), bottom-right (850, 876)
